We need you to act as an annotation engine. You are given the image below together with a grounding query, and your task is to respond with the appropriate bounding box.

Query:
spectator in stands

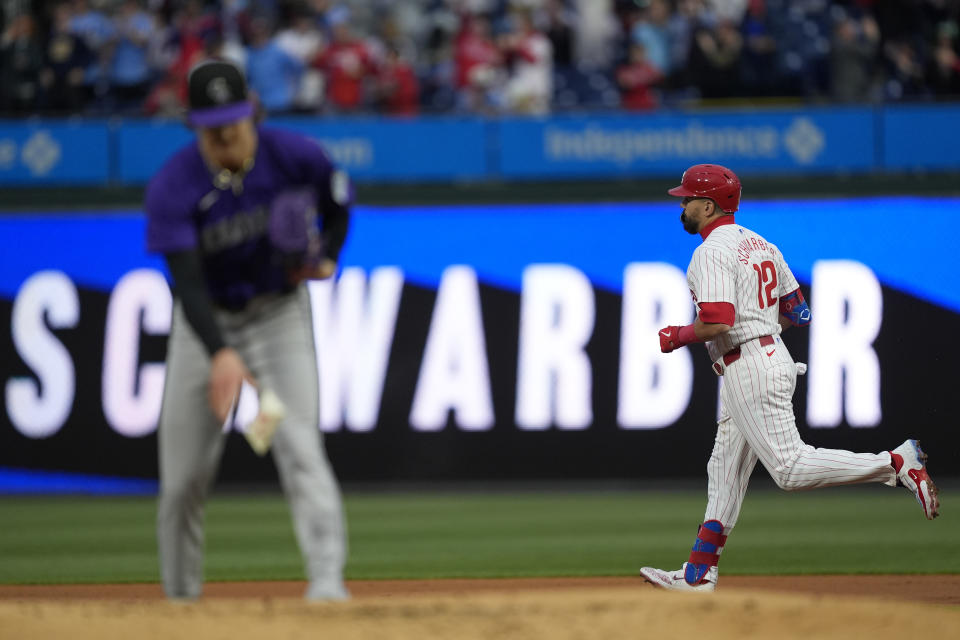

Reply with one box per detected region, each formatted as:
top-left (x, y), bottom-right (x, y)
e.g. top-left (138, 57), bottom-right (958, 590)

top-left (616, 41), bottom-right (661, 110)
top-left (543, 0), bottom-right (575, 68)
top-left (883, 38), bottom-right (927, 100)
top-left (171, 0), bottom-right (223, 68)
top-left (630, 0), bottom-right (670, 76)
top-left (416, 2), bottom-right (459, 112)
top-left (39, 3), bottom-right (94, 114)
top-left (369, 11), bottom-right (418, 101)
top-left (926, 21), bottom-right (960, 99)
top-left (8, 0), bottom-right (960, 117)
top-left (246, 15), bottom-right (305, 114)
top-left (571, 0), bottom-right (621, 71)
top-left (217, 0), bottom-right (252, 67)
top-left (711, 0), bottom-right (748, 25)
top-left (69, 0), bottom-right (116, 108)
top-left (739, 0), bottom-right (778, 96)
top-left (871, 0), bottom-right (928, 52)
top-left (277, 5), bottom-right (325, 65)
top-left (1, 14), bottom-right (44, 114)
top-left (276, 4), bottom-right (326, 110)
top-left (454, 13), bottom-right (504, 113)
top-left (375, 45), bottom-right (420, 115)
top-left (375, 11), bottom-right (418, 64)
top-left (829, 12), bottom-right (879, 103)
top-left (142, 2), bottom-right (221, 118)
top-left (147, 11), bottom-right (179, 80)
top-left (420, 0), bottom-right (460, 69)
top-left (666, 0), bottom-right (709, 87)
top-left (500, 9), bottom-right (553, 114)
top-left (688, 17), bottom-right (743, 98)
top-left (70, 0), bottom-right (115, 51)
top-left (773, 0), bottom-right (833, 98)
top-left (221, 0), bottom-right (253, 45)
top-left (383, 1), bottom-right (431, 65)
top-left (313, 14), bottom-right (378, 112)
top-left (107, 0), bottom-right (155, 112)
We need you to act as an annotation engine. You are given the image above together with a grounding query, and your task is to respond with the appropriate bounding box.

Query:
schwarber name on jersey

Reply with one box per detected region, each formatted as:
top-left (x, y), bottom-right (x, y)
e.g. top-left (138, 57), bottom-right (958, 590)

top-left (686, 217), bottom-right (799, 361)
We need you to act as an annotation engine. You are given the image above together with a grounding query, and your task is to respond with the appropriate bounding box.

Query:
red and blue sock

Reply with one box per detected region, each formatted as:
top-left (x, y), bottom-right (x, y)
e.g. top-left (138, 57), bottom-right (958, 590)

top-left (685, 520), bottom-right (726, 585)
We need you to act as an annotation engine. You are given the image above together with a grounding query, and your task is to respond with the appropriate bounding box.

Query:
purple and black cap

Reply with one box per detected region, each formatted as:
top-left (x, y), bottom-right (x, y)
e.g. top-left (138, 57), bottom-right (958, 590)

top-left (187, 59), bottom-right (254, 127)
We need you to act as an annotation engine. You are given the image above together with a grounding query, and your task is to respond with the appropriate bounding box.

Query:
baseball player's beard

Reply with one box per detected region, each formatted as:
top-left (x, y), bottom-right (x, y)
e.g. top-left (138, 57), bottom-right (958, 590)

top-left (680, 212), bottom-right (699, 235)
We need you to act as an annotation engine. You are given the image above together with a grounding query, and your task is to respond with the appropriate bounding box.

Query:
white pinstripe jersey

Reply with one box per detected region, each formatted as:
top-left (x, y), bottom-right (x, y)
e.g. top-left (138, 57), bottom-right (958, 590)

top-left (687, 221), bottom-right (799, 361)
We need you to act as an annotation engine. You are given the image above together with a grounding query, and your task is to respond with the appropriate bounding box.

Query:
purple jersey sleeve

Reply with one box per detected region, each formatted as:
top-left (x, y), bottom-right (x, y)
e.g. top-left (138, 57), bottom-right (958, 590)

top-left (259, 128), bottom-right (354, 208)
top-left (144, 145), bottom-right (208, 254)
top-left (259, 128), bottom-right (352, 260)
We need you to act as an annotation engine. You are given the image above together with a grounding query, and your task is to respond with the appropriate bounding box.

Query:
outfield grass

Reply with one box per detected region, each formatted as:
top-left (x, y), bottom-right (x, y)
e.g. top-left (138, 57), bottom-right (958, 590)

top-left (1, 487), bottom-right (956, 584)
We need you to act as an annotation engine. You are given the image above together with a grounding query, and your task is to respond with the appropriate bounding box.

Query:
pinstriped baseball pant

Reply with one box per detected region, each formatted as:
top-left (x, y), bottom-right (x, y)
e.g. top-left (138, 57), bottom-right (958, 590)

top-left (156, 285), bottom-right (346, 599)
top-left (704, 335), bottom-right (896, 533)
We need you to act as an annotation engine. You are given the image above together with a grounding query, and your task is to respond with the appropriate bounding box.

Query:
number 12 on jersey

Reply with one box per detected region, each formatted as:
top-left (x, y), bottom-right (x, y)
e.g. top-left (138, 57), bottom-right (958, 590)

top-left (752, 260), bottom-right (777, 309)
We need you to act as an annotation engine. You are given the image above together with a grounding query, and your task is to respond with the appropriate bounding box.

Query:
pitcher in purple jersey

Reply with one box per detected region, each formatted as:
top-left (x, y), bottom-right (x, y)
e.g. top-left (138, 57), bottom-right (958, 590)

top-left (146, 59), bottom-right (350, 601)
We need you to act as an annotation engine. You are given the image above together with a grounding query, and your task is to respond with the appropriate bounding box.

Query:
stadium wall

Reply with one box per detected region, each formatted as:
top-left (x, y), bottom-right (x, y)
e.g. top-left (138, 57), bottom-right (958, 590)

top-left (1, 105), bottom-right (960, 186)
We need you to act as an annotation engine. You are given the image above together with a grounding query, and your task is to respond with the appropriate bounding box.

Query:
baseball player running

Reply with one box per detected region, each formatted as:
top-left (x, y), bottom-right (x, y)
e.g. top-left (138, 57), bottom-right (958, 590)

top-left (146, 60), bottom-right (351, 600)
top-left (640, 164), bottom-right (939, 592)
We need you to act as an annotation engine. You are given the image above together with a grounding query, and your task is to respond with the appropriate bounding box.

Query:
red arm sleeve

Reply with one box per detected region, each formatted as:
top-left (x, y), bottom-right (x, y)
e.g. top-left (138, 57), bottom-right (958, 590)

top-left (698, 301), bottom-right (735, 325)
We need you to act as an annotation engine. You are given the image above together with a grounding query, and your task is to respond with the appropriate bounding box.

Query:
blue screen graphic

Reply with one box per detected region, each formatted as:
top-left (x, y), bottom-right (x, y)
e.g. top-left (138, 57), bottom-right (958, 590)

top-left (1, 196), bottom-right (957, 312)
top-left (0, 467), bottom-right (157, 495)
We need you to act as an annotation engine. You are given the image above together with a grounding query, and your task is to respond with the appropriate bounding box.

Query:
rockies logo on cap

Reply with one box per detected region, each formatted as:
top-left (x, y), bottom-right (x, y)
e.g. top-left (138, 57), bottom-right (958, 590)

top-left (206, 77), bottom-right (233, 104)
top-left (187, 59), bottom-right (254, 127)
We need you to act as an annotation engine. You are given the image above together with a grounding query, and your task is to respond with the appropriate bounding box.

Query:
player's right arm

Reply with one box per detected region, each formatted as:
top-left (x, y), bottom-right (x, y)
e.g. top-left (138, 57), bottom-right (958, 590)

top-left (691, 318), bottom-right (732, 340)
top-left (164, 249), bottom-right (225, 356)
top-left (145, 163), bottom-right (253, 422)
top-left (660, 247), bottom-right (735, 353)
top-left (659, 318), bottom-right (731, 354)
top-left (164, 250), bottom-right (252, 422)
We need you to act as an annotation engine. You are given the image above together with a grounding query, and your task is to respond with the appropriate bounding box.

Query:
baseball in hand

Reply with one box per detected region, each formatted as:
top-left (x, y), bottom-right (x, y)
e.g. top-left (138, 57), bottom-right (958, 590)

top-left (314, 258), bottom-right (336, 279)
top-left (287, 258), bottom-right (337, 283)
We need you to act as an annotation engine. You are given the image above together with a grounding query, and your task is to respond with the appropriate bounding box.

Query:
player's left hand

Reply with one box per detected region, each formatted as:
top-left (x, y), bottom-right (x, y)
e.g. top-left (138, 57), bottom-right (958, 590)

top-left (659, 325), bottom-right (681, 353)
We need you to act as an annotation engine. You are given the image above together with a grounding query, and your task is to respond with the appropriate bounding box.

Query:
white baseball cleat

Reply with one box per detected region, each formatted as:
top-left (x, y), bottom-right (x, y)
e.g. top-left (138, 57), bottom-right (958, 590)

top-left (892, 439), bottom-right (939, 520)
top-left (640, 563), bottom-right (718, 593)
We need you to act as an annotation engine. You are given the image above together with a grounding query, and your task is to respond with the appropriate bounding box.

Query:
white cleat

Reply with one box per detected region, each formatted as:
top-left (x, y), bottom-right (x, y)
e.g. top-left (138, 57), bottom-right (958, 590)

top-left (640, 563), bottom-right (718, 593)
top-left (892, 439), bottom-right (940, 520)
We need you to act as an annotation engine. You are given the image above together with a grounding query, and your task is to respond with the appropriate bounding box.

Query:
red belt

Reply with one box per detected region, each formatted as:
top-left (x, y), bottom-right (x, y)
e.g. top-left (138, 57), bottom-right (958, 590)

top-left (721, 335), bottom-right (775, 367)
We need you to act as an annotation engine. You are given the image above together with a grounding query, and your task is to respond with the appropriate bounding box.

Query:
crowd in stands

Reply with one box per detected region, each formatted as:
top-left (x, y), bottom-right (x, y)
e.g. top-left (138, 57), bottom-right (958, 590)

top-left (1, 0), bottom-right (959, 118)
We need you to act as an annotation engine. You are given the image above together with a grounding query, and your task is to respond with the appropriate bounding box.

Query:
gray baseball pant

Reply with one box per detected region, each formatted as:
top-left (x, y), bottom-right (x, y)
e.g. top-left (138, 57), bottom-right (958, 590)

top-left (156, 284), bottom-right (347, 599)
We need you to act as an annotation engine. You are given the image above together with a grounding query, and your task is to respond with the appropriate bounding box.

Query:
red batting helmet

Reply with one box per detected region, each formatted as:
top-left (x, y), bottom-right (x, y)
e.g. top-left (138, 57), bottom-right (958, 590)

top-left (667, 164), bottom-right (742, 213)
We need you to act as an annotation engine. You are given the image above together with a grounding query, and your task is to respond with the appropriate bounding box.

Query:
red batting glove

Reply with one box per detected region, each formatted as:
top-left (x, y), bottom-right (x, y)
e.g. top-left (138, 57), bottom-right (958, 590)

top-left (659, 324), bottom-right (699, 353)
top-left (659, 325), bottom-right (681, 353)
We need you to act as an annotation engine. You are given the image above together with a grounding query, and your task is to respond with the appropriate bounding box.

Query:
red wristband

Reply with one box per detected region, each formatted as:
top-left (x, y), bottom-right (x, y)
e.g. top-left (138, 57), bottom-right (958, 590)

top-left (677, 323), bottom-right (700, 346)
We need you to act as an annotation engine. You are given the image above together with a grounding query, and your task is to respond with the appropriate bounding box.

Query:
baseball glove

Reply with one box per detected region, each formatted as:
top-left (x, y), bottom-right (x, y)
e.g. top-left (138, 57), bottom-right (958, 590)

top-left (268, 188), bottom-right (334, 283)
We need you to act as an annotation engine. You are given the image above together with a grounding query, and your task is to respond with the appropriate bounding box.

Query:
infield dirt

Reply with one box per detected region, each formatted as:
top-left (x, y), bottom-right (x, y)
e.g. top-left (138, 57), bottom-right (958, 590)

top-left (2, 576), bottom-right (959, 640)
